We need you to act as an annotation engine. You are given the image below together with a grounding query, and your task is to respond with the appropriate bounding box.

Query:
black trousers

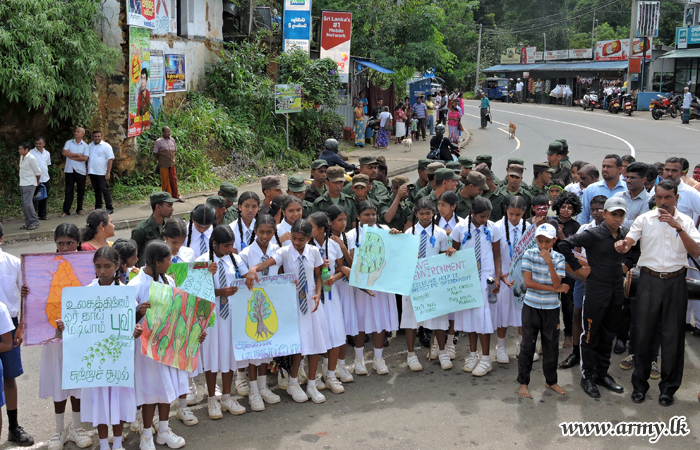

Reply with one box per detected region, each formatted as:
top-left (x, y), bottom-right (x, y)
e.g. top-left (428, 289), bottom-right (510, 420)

top-left (90, 174), bottom-right (113, 210)
top-left (480, 108), bottom-right (488, 127)
top-left (560, 277), bottom-right (575, 337)
top-left (63, 171), bottom-right (86, 214)
top-left (616, 296), bottom-right (632, 342)
top-left (438, 110), bottom-right (447, 125)
top-left (632, 270), bottom-right (688, 395)
top-left (417, 118), bottom-right (426, 139)
top-left (517, 304), bottom-right (559, 386)
top-left (629, 312), bottom-right (662, 361)
top-left (33, 182), bottom-right (49, 219)
top-left (580, 279), bottom-right (624, 379)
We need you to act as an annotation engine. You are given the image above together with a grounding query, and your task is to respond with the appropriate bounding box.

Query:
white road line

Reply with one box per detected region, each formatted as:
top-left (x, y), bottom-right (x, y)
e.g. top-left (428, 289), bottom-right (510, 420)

top-left (497, 128), bottom-right (521, 150)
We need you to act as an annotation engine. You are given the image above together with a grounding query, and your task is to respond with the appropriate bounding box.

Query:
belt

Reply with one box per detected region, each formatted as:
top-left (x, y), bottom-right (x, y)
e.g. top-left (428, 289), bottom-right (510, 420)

top-left (641, 267), bottom-right (686, 279)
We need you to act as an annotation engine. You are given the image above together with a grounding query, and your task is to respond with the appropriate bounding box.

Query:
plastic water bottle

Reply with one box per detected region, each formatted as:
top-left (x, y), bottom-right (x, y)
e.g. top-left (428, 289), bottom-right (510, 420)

top-left (486, 277), bottom-right (498, 304)
top-left (321, 268), bottom-right (332, 293)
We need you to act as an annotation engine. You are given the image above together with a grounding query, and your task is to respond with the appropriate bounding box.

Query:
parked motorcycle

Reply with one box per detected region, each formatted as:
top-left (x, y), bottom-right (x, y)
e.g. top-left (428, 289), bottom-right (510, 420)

top-left (621, 93), bottom-right (635, 116)
top-left (608, 92), bottom-right (623, 114)
top-left (650, 93), bottom-right (679, 120)
top-left (582, 92), bottom-right (598, 111)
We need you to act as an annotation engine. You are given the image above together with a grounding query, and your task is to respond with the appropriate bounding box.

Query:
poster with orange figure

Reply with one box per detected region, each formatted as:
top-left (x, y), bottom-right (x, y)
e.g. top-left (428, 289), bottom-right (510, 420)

top-left (21, 252), bottom-right (96, 346)
top-left (140, 282), bottom-right (214, 372)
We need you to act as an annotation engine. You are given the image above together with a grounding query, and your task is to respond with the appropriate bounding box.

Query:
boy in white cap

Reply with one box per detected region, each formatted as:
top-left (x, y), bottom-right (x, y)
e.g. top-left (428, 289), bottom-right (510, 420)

top-left (517, 223), bottom-right (569, 399)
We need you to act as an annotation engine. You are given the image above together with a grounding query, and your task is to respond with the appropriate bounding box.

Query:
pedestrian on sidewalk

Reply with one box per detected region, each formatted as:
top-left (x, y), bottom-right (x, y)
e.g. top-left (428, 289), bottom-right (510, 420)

top-left (18, 142), bottom-right (41, 231)
top-left (153, 126), bottom-right (184, 203)
top-left (29, 137), bottom-right (51, 221)
top-left (516, 78), bottom-right (524, 103)
top-left (479, 92), bottom-right (490, 129)
top-left (412, 95), bottom-right (428, 141)
top-left (682, 87), bottom-right (691, 124)
top-left (87, 130), bottom-right (115, 214)
top-left (354, 101), bottom-right (366, 147)
top-left (438, 90), bottom-right (448, 125)
top-left (425, 95), bottom-right (436, 135)
top-left (61, 127), bottom-right (89, 217)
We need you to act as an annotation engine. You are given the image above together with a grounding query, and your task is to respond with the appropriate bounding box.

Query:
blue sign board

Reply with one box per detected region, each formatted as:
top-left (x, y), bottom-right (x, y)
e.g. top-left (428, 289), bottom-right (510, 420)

top-left (283, 0), bottom-right (312, 54)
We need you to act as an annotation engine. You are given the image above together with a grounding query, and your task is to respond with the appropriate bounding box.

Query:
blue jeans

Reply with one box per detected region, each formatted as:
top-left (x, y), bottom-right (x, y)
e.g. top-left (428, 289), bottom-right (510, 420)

top-left (426, 114), bottom-right (434, 134)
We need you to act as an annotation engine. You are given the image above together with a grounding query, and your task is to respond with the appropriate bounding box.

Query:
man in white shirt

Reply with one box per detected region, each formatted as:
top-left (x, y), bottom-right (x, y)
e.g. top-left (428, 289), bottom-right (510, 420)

top-left (616, 180), bottom-right (700, 406)
top-left (29, 137), bottom-right (51, 220)
top-left (61, 127), bottom-right (89, 217)
top-left (661, 157), bottom-right (700, 221)
top-left (682, 86), bottom-right (692, 124)
top-left (516, 78), bottom-right (524, 103)
top-left (18, 142), bottom-right (41, 230)
top-left (87, 130), bottom-right (115, 213)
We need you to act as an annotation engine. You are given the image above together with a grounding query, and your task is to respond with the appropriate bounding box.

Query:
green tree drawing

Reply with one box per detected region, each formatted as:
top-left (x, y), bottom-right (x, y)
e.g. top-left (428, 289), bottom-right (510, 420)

top-left (357, 233), bottom-right (385, 274)
top-left (248, 291), bottom-right (273, 340)
top-left (185, 324), bottom-right (202, 372)
top-left (172, 316), bottom-right (187, 368)
top-left (157, 335), bottom-right (169, 361)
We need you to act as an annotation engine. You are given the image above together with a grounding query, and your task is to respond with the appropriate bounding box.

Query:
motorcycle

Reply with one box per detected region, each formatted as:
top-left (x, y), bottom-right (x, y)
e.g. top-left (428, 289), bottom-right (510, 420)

top-left (608, 92), bottom-right (623, 114)
top-left (650, 93), bottom-right (679, 120)
top-left (687, 96), bottom-right (700, 121)
top-left (621, 93), bottom-right (635, 116)
top-left (582, 92), bottom-right (598, 111)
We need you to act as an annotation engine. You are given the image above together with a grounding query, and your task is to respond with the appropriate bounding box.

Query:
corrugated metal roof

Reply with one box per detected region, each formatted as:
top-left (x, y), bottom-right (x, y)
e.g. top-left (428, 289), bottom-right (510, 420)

top-left (483, 61), bottom-right (628, 72)
top-left (659, 48), bottom-right (700, 59)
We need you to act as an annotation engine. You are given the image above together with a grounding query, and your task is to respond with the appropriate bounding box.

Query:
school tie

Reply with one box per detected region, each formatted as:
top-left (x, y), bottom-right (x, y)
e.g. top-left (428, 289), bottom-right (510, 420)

top-left (474, 228), bottom-right (482, 277)
top-left (298, 255), bottom-right (308, 315)
top-left (199, 234), bottom-right (207, 258)
top-left (419, 230), bottom-right (428, 258)
top-left (244, 229), bottom-right (252, 246)
top-left (510, 226), bottom-right (519, 258)
top-left (218, 264), bottom-right (229, 319)
top-left (260, 254), bottom-right (269, 276)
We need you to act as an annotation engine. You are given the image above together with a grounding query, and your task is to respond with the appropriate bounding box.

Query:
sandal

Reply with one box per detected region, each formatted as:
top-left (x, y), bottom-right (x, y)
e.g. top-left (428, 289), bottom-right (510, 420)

top-left (77, 210), bottom-right (85, 215)
top-left (26, 225), bottom-right (38, 230)
top-left (60, 212), bottom-right (69, 217)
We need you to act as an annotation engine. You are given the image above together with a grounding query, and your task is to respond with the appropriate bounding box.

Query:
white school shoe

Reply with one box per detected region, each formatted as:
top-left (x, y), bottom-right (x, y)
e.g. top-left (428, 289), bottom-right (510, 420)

top-left (354, 358), bottom-right (368, 375)
top-left (139, 435), bottom-right (156, 450)
top-left (69, 427), bottom-right (92, 448)
top-left (496, 345), bottom-right (510, 364)
top-left (438, 353), bottom-right (453, 370)
top-left (235, 374), bottom-right (250, 397)
top-left (186, 380), bottom-right (198, 405)
top-left (260, 387), bottom-right (281, 404)
top-left (472, 360), bottom-right (493, 377)
top-left (324, 375), bottom-right (345, 394)
top-left (298, 365), bottom-right (309, 384)
top-left (306, 385), bottom-right (327, 404)
top-left (249, 393), bottom-right (265, 411)
top-left (207, 398), bottom-right (223, 420)
top-left (445, 342), bottom-right (457, 360)
top-left (47, 430), bottom-right (68, 450)
top-left (130, 416), bottom-right (144, 433)
top-left (533, 351), bottom-right (540, 362)
top-left (156, 428), bottom-right (186, 449)
top-left (336, 363), bottom-right (354, 383)
top-left (221, 397), bottom-right (246, 415)
top-left (427, 338), bottom-right (439, 360)
top-left (463, 354), bottom-right (480, 372)
top-left (373, 357), bottom-right (389, 375)
top-left (278, 369), bottom-right (289, 390)
top-left (175, 407), bottom-right (198, 426)
top-left (287, 383), bottom-right (309, 403)
top-left (407, 355), bottom-right (423, 372)
top-left (315, 373), bottom-right (326, 390)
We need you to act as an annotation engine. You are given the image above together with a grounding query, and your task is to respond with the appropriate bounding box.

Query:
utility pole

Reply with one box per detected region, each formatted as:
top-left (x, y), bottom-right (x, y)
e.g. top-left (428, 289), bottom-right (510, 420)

top-left (475, 23), bottom-right (482, 94)
top-left (592, 10), bottom-right (596, 48)
top-left (543, 33), bottom-right (546, 53)
top-left (627, 0), bottom-right (637, 88)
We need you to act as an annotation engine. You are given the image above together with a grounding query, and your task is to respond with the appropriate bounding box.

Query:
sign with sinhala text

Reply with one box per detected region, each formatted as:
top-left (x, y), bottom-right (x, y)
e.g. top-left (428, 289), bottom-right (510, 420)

top-left (283, 0), bottom-right (312, 54)
top-left (127, 0), bottom-right (176, 34)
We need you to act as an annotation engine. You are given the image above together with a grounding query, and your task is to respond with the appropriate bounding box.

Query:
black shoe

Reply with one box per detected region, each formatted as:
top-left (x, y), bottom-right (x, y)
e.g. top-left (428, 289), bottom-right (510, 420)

top-left (631, 390), bottom-right (646, 403)
top-left (383, 336), bottom-right (390, 347)
top-left (595, 375), bottom-right (624, 393)
top-left (693, 326), bottom-right (700, 337)
top-left (580, 377), bottom-right (601, 398)
top-left (686, 323), bottom-right (695, 332)
top-left (8, 426), bottom-right (34, 446)
top-left (659, 393), bottom-right (674, 407)
top-left (559, 353), bottom-right (580, 369)
top-left (613, 339), bottom-right (627, 354)
top-left (107, 208), bottom-right (114, 214)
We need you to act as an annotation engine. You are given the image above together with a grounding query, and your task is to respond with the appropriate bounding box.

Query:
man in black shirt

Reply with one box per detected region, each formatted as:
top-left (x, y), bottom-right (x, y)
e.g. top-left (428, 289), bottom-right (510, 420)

top-left (429, 124), bottom-right (458, 162)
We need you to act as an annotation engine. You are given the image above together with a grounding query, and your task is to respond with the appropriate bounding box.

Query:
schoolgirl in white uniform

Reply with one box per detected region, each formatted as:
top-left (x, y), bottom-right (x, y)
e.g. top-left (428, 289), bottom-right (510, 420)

top-left (276, 196), bottom-right (303, 247)
top-left (436, 191), bottom-right (462, 360)
top-left (184, 204), bottom-right (216, 260)
top-left (230, 192), bottom-right (260, 255)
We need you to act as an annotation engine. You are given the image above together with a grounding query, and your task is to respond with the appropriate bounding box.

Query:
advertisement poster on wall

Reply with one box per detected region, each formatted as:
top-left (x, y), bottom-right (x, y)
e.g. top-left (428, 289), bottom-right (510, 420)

top-left (520, 46), bottom-right (536, 64)
top-left (165, 54), bottom-right (187, 92)
top-left (320, 11), bottom-right (352, 83)
top-left (500, 47), bottom-right (521, 64)
top-left (128, 27), bottom-right (151, 138)
top-left (595, 38), bottom-right (652, 61)
top-left (127, 0), bottom-right (175, 34)
top-left (283, 0), bottom-right (312, 54)
top-left (149, 50), bottom-right (166, 97)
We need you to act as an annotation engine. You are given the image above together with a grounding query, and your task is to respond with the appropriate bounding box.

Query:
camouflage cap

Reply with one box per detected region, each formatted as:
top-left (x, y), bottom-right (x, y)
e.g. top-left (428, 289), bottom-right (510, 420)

top-left (418, 158), bottom-right (432, 170)
top-left (458, 156), bottom-right (474, 169)
top-left (391, 175), bottom-right (409, 190)
top-left (427, 161), bottom-right (446, 175)
top-left (311, 159), bottom-right (329, 170)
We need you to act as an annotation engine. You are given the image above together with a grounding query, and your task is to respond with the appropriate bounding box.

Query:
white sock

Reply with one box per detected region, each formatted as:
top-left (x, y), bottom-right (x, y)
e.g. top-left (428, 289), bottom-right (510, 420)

top-left (447, 333), bottom-right (455, 343)
top-left (143, 427), bottom-right (153, 438)
top-left (178, 398), bottom-right (187, 409)
top-left (355, 347), bottom-right (364, 360)
top-left (438, 349), bottom-right (445, 356)
top-left (158, 420), bottom-right (168, 434)
top-left (374, 348), bottom-right (383, 359)
top-left (99, 438), bottom-right (110, 450)
top-left (482, 355), bottom-right (491, 363)
top-left (289, 377), bottom-right (299, 386)
top-left (222, 393), bottom-right (231, 401)
top-left (327, 370), bottom-right (336, 378)
top-left (250, 381), bottom-right (259, 395)
top-left (518, 334), bottom-right (523, 344)
top-left (338, 358), bottom-right (345, 368)
top-left (407, 351), bottom-right (416, 358)
top-left (470, 351), bottom-right (478, 358)
top-left (208, 396), bottom-right (217, 402)
top-left (498, 338), bottom-right (506, 348)
top-left (307, 378), bottom-right (316, 388)
top-left (55, 413), bottom-right (65, 433)
top-left (257, 376), bottom-right (267, 390)
top-left (71, 410), bottom-right (81, 428)
top-left (113, 435), bottom-right (122, 448)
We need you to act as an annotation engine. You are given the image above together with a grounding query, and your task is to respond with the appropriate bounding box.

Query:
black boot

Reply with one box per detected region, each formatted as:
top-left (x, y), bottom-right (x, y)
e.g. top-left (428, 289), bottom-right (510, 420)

top-left (613, 338), bottom-right (627, 354)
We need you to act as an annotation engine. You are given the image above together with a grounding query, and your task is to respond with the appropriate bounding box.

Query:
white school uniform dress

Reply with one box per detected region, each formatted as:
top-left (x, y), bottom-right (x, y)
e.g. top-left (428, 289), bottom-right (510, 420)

top-left (401, 223), bottom-right (450, 330)
top-left (451, 220), bottom-right (501, 334)
top-left (277, 220), bottom-right (293, 247)
top-left (273, 245), bottom-right (332, 355)
top-left (129, 271), bottom-right (189, 405)
top-left (313, 238), bottom-right (347, 348)
top-left (346, 225), bottom-right (399, 334)
top-left (238, 241), bottom-right (281, 367)
top-left (195, 253), bottom-right (248, 373)
top-left (230, 218), bottom-right (256, 254)
top-left (186, 225), bottom-right (213, 260)
top-left (494, 218), bottom-right (527, 329)
top-left (80, 279), bottom-right (136, 426)
top-left (334, 233), bottom-right (358, 336)
top-left (437, 215), bottom-right (462, 320)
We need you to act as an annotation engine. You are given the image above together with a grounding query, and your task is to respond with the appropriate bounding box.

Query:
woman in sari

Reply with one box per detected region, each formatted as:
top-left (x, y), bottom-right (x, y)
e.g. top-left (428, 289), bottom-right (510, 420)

top-left (354, 102), bottom-right (366, 147)
top-left (447, 103), bottom-right (461, 144)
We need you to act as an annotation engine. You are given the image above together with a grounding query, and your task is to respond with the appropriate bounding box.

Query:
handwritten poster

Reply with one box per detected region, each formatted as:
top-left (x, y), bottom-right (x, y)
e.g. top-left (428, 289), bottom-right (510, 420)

top-left (21, 251), bottom-right (96, 346)
top-left (410, 250), bottom-right (484, 322)
top-left (140, 282), bottom-right (214, 372)
top-left (508, 224), bottom-right (537, 307)
top-left (166, 262), bottom-right (215, 303)
top-left (61, 286), bottom-right (136, 389)
top-left (349, 225), bottom-right (419, 296)
top-left (230, 274), bottom-right (301, 361)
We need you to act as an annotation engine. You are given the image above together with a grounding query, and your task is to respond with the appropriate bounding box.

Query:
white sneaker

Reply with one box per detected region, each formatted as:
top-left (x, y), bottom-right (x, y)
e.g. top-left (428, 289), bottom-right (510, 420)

top-left (336, 364), bottom-right (354, 383)
top-left (463, 354), bottom-right (479, 372)
top-left (287, 383), bottom-right (308, 403)
top-left (354, 358), bottom-right (368, 375)
top-left (260, 387), bottom-right (281, 404)
top-left (407, 355), bottom-right (423, 372)
top-left (249, 393), bottom-right (265, 411)
top-left (139, 435), bottom-right (155, 450)
top-left (439, 353), bottom-right (453, 370)
top-left (214, 383), bottom-right (222, 399)
top-left (278, 370), bottom-right (289, 390)
top-left (175, 407), bottom-right (198, 426)
top-left (130, 416), bottom-right (144, 433)
top-left (315, 373), bottom-right (326, 390)
top-left (427, 338), bottom-right (439, 360)
top-left (298, 365), bottom-right (308, 384)
top-left (324, 375), bottom-right (345, 394)
top-left (496, 345), bottom-right (510, 364)
top-left (516, 341), bottom-right (521, 357)
top-left (472, 360), bottom-right (493, 377)
top-left (306, 385), bottom-right (326, 404)
top-left (373, 357), bottom-right (389, 375)
top-left (533, 351), bottom-right (540, 362)
top-left (235, 375), bottom-right (250, 397)
top-left (207, 398), bottom-right (223, 420)
top-left (48, 431), bottom-right (68, 450)
top-left (186, 382), bottom-right (197, 405)
top-left (156, 428), bottom-right (185, 449)
top-left (69, 427), bottom-right (92, 448)
top-left (445, 342), bottom-right (457, 360)
top-left (221, 397), bottom-right (246, 415)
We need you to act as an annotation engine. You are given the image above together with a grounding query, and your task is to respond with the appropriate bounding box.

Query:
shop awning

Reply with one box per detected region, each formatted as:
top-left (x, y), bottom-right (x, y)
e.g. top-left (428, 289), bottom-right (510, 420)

top-left (353, 58), bottom-right (395, 74)
top-left (659, 48), bottom-right (700, 59)
top-left (483, 61), bottom-right (629, 72)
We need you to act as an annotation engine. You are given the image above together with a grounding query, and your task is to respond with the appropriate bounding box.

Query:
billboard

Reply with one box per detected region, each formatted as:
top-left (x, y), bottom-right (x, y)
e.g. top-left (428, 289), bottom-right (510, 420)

top-left (543, 50), bottom-right (568, 61)
top-left (521, 47), bottom-right (536, 64)
top-left (636, 1), bottom-right (660, 38)
top-left (568, 48), bottom-right (593, 59)
top-left (127, 0), bottom-right (176, 34)
top-left (128, 27), bottom-right (150, 138)
top-left (500, 47), bottom-right (521, 64)
top-left (320, 11), bottom-right (352, 83)
top-left (283, 0), bottom-right (312, 54)
top-left (595, 38), bottom-right (651, 61)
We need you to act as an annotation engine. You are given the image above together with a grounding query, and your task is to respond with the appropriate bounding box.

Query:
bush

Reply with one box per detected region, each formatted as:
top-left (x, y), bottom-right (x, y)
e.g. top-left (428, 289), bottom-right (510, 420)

top-left (288, 109), bottom-right (344, 157)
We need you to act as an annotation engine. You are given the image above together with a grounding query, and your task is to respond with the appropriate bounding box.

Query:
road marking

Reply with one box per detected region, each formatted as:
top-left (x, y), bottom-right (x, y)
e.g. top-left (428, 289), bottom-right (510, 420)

top-left (497, 128), bottom-right (521, 150)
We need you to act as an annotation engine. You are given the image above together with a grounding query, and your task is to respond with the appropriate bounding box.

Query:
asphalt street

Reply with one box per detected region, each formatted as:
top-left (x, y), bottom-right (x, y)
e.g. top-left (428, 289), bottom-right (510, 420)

top-left (3, 102), bottom-right (700, 449)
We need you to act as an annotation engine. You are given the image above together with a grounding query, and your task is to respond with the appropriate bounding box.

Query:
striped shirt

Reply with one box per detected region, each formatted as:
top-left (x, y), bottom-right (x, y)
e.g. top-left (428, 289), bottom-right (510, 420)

top-left (521, 248), bottom-right (566, 310)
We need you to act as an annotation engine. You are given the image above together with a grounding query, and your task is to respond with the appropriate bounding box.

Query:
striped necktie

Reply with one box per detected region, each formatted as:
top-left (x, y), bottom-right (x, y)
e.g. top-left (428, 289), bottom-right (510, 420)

top-left (199, 234), bottom-right (207, 258)
top-left (260, 254), bottom-right (269, 276)
top-left (218, 264), bottom-right (229, 319)
top-left (419, 229), bottom-right (428, 258)
top-left (245, 229), bottom-right (252, 246)
top-left (298, 255), bottom-right (308, 315)
top-left (474, 228), bottom-right (482, 277)
top-left (510, 225), bottom-right (519, 258)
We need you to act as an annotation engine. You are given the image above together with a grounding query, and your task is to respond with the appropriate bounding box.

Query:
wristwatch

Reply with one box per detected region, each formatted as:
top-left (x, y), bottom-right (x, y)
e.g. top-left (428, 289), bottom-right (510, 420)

top-left (677, 226), bottom-right (685, 233)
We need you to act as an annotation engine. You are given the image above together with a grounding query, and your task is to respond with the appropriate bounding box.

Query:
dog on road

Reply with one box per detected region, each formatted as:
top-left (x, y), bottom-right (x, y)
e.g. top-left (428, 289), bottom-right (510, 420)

top-left (508, 122), bottom-right (516, 139)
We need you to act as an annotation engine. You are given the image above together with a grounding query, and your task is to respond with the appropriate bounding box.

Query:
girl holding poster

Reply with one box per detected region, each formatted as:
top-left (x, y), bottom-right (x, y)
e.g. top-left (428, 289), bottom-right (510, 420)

top-left (451, 197), bottom-right (502, 378)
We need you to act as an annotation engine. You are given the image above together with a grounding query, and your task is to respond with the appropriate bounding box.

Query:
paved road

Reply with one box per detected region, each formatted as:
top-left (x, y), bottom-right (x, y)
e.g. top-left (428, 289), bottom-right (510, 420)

top-left (3, 103), bottom-right (700, 449)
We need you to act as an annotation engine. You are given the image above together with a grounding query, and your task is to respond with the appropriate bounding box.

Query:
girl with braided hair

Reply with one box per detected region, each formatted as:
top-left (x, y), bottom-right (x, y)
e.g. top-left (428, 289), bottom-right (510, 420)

top-left (436, 191), bottom-right (462, 359)
top-left (185, 204), bottom-right (216, 260)
top-left (163, 218), bottom-right (195, 264)
top-left (451, 197), bottom-right (502, 377)
top-left (277, 196), bottom-right (304, 246)
top-left (229, 192), bottom-right (260, 254)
